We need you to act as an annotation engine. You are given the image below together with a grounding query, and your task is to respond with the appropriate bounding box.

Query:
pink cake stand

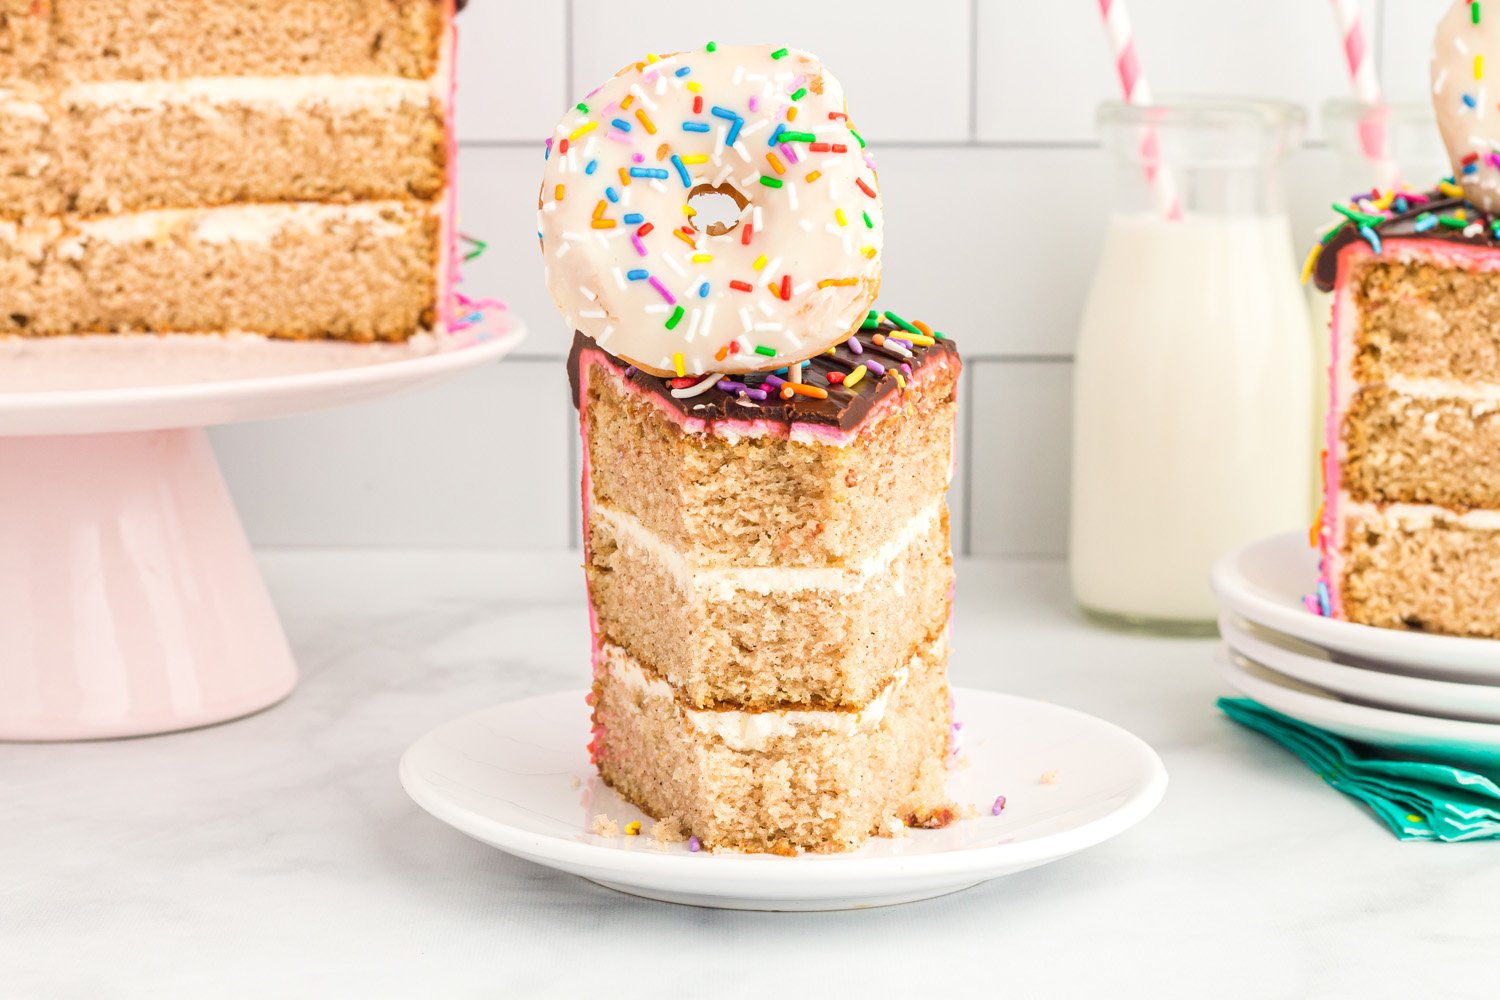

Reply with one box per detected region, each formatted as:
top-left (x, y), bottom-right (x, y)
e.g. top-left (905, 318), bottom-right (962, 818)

top-left (0, 311), bottom-right (525, 741)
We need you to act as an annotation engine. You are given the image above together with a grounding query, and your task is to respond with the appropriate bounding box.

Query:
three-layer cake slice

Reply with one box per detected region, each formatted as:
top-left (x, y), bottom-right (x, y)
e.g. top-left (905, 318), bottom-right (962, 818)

top-left (571, 320), bottom-right (960, 853)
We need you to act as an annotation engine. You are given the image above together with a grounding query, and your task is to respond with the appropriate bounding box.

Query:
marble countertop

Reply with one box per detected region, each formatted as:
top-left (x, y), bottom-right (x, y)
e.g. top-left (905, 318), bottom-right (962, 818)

top-left (5, 552), bottom-right (1496, 998)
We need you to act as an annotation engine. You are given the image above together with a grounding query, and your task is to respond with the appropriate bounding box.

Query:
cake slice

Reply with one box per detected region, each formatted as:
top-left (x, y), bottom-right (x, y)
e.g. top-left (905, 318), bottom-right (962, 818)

top-left (1312, 195), bottom-right (1500, 637)
top-left (572, 318), bottom-right (961, 853)
top-left (1, 0), bottom-right (455, 342)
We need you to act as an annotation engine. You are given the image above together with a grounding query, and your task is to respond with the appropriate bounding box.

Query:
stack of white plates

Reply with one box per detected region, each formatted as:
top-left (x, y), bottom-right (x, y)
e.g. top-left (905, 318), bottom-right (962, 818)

top-left (1210, 532), bottom-right (1500, 767)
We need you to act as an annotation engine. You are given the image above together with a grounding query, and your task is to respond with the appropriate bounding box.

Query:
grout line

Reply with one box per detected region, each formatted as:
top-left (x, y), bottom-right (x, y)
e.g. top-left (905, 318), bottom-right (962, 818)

top-left (456, 137), bottom-right (1104, 151)
top-left (564, 0), bottom-right (575, 105)
top-left (971, 353), bottom-right (1073, 364)
top-left (960, 361), bottom-right (977, 558)
top-left (968, 0), bottom-right (980, 142)
top-left (460, 137), bottom-right (1331, 153)
top-left (1373, 0), bottom-right (1386, 86)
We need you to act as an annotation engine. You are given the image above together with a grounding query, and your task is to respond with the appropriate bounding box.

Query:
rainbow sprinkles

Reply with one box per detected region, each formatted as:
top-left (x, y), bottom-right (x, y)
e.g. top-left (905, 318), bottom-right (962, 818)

top-left (538, 43), bottom-right (885, 377)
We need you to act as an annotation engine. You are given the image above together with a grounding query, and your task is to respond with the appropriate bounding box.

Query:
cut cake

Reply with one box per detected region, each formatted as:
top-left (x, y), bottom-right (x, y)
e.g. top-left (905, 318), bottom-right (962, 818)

top-left (572, 318), bottom-right (961, 853)
top-left (1, 0), bottom-right (454, 341)
top-left (1312, 195), bottom-right (1500, 637)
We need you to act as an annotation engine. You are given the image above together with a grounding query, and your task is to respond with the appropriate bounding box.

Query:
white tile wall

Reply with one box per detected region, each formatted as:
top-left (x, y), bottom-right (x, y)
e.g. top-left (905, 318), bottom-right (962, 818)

top-left (219, 0), bottom-right (1442, 556)
top-left (1379, 0), bottom-right (1450, 103)
top-left (212, 361), bottom-right (574, 549)
top-left (966, 359), bottom-right (1073, 557)
top-left (568, 0), bottom-right (975, 143)
top-left (976, 0), bottom-right (1380, 143)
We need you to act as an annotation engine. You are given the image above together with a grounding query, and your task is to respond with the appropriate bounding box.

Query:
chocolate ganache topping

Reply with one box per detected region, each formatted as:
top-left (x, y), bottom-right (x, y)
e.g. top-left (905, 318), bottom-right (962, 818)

top-left (1311, 192), bottom-right (1498, 291)
top-left (568, 315), bottom-right (959, 432)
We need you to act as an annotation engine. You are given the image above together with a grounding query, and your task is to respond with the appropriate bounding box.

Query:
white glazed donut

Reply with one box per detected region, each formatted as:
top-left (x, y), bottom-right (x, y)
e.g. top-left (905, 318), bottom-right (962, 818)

top-left (538, 44), bottom-right (884, 376)
top-left (1434, 0), bottom-right (1500, 211)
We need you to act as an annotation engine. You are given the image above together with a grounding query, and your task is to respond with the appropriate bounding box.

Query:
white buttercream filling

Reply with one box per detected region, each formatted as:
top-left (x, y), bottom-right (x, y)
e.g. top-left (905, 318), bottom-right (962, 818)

top-left (0, 89), bottom-right (48, 122)
top-left (65, 201), bottom-right (418, 246)
top-left (1340, 496), bottom-right (1500, 530)
top-left (600, 641), bottom-right (910, 752)
top-left (60, 74), bottom-right (437, 109)
top-left (1382, 375), bottom-right (1500, 405)
top-left (591, 500), bottom-right (943, 599)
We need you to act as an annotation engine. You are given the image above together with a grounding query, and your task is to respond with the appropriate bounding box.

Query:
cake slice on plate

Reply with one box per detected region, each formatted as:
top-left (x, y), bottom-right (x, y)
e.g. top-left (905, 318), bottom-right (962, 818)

top-left (1312, 199), bottom-right (1500, 638)
top-left (572, 320), bottom-right (961, 853)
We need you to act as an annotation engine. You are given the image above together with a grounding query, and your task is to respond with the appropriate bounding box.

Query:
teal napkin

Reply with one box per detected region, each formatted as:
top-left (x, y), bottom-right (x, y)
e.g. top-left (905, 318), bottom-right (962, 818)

top-left (1218, 697), bottom-right (1500, 842)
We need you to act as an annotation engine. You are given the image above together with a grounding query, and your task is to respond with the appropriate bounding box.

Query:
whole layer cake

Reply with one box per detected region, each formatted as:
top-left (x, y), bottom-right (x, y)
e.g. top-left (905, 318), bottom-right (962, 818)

top-left (1312, 193), bottom-right (1500, 637)
top-left (573, 317), bottom-right (960, 853)
top-left (0, 0), bottom-right (453, 341)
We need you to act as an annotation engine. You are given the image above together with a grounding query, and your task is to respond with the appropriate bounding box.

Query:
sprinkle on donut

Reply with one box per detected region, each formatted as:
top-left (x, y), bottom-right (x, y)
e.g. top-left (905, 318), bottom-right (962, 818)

top-left (538, 44), bottom-right (884, 376)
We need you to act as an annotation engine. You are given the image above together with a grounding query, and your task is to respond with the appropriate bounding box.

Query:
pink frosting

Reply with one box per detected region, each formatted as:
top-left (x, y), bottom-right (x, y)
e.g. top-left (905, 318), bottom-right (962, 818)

top-left (438, 0), bottom-right (458, 332)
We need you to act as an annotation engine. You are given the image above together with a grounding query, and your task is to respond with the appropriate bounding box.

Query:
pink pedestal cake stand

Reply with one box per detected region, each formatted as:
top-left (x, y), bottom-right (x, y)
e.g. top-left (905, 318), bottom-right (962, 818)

top-left (0, 311), bottom-right (525, 741)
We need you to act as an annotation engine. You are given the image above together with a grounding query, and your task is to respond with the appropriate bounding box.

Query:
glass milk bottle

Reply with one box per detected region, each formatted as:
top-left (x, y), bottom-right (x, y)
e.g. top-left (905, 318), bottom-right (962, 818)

top-left (1070, 99), bottom-right (1313, 634)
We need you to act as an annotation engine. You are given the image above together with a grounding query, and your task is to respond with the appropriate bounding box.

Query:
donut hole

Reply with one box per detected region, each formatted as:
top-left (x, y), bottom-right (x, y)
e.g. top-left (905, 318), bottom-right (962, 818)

top-left (687, 182), bottom-right (749, 237)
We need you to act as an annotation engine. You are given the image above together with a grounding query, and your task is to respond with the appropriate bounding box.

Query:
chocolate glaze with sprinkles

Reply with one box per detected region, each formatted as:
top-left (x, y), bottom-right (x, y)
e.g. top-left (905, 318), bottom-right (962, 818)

top-left (1312, 193), bottom-right (1494, 291)
top-left (567, 319), bottom-right (959, 432)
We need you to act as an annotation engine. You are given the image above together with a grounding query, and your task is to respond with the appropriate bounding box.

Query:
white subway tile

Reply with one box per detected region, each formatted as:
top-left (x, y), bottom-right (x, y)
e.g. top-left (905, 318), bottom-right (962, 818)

top-left (976, 0), bottom-right (1378, 143)
top-left (455, 2), bottom-right (567, 142)
top-left (1285, 144), bottom-right (1342, 251)
top-left (966, 359), bottom-right (1072, 558)
top-left (456, 146), bottom-right (573, 358)
top-left (876, 146), bottom-right (1108, 357)
top-left (212, 360), bottom-right (573, 549)
top-left (569, 0), bottom-right (972, 143)
top-left (1378, 0), bottom-right (1448, 102)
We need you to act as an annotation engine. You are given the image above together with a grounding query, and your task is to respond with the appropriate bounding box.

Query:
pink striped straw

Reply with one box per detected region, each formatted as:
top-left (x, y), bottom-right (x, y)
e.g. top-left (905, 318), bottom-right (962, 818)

top-left (1328, 0), bottom-right (1392, 173)
top-left (1096, 0), bottom-right (1181, 219)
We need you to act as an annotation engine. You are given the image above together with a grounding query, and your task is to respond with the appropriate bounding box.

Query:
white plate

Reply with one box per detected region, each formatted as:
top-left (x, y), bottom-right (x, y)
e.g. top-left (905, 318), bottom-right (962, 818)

top-left (1214, 645), bottom-right (1500, 767)
top-left (1221, 615), bottom-right (1500, 723)
top-left (399, 688), bottom-right (1168, 911)
top-left (1211, 532), bottom-right (1500, 683)
top-left (0, 309), bottom-right (525, 435)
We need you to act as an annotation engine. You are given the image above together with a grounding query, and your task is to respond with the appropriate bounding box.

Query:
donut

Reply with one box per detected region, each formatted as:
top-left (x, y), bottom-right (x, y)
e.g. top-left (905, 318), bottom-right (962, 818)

top-left (538, 44), bottom-right (884, 377)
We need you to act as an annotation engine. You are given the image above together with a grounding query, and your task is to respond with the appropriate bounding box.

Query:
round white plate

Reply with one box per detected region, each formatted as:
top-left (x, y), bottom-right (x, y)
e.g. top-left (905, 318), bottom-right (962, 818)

top-left (1214, 645), bottom-right (1500, 767)
top-left (1221, 615), bottom-right (1500, 723)
top-left (399, 688), bottom-right (1168, 911)
top-left (1210, 531), bottom-right (1500, 682)
top-left (0, 309), bottom-right (525, 435)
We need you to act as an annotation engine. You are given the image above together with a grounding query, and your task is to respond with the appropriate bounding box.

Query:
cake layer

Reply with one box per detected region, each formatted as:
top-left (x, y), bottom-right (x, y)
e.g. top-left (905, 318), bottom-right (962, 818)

top-left (1341, 384), bottom-right (1500, 509)
top-left (575, 334), bottom-right (960, 569)
top-left (0, 2), bottom-right (46, 80)
top-left (1, 200), bottom-right (438, 339)
top-left (1333, 500), bottom-right (1500, 638)
top-left (3, 0), bottom-right (442, 82)
top-left (1351, 256), bottom-right (1500, 385)
top-left (2, 78), bottom-right (445, 219)
top-left (0, 85), bottom-right (53, 215)
top-left (587, 500), bottom-right (952, 709)
top-left (590, 635), bottom-right (955, 853)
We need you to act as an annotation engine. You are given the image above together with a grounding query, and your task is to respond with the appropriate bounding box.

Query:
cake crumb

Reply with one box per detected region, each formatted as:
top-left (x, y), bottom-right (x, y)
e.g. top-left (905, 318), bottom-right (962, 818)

top-left (570, 775), bottom-right (582, 789)
top-left (1040, 770), bottom-right (1058, 785)
top-left (883, 815), bottom-right (910, 838)
top-left (905, 807), bottom-right (957, 830)
top-left (648, 816), bottom-right (686, 850)
top-left (590, 814), bottom-right (619, 837)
